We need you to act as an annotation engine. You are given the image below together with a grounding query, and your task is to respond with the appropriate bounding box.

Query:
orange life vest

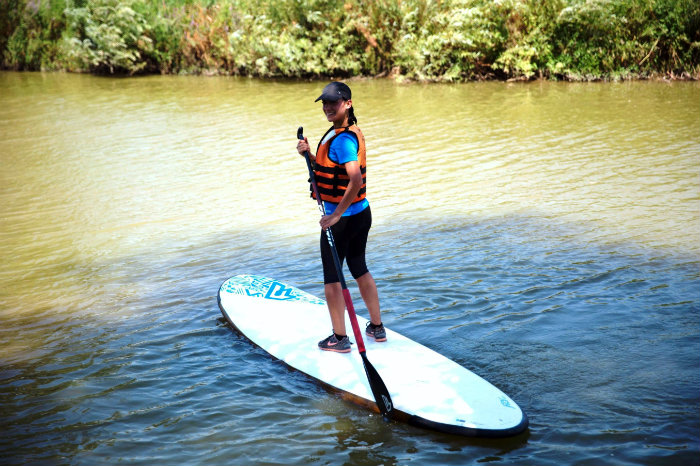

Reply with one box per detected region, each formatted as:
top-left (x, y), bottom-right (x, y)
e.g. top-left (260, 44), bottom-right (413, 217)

top-left (312, 125), bottom-right (367, 204)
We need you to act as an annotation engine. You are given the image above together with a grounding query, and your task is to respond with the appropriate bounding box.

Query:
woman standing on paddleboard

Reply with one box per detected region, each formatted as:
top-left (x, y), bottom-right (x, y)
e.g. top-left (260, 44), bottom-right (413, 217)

top-left (296, 82), bottom-right (386, 353)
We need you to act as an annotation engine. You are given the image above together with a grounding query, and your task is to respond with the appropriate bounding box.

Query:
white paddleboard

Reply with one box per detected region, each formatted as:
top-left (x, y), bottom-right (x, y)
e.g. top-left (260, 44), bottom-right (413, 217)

top-left (217, 275), bottom-right (528, 437)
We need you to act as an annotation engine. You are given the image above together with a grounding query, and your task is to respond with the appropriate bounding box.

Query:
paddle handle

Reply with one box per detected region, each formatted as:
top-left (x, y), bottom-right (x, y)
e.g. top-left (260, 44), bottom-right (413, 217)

top-left (298, 127), bottom-right (323, 208)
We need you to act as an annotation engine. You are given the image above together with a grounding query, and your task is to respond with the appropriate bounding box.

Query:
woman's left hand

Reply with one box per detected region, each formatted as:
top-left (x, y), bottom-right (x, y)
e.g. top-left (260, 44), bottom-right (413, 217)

top-left (320, 213), bottom-right (340, 231)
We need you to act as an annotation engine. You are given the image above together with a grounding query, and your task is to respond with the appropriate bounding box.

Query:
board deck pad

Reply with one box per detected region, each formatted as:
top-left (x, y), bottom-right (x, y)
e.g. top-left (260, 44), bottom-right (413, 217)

top-left (218, 275), bottom-right (528, 437)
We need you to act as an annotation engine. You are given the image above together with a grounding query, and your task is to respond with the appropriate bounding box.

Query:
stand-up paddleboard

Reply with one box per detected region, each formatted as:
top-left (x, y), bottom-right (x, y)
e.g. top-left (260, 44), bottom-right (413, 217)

top-left (217, 275), bottom-right (528, 437)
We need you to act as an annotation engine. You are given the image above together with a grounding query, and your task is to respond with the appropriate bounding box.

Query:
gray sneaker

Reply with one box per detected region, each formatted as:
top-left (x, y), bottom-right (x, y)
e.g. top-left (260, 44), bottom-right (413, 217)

top-left (365, 322), bottom-right (387, 342)
top-left (318, 334), bottom-right (352, 353)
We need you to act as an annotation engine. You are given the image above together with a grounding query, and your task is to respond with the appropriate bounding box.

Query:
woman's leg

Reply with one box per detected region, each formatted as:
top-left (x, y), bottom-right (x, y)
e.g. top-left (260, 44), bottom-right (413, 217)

top-left (324, 282), bottom-right (346, 335)
top-left (356, 272), bottom-right (381, 325)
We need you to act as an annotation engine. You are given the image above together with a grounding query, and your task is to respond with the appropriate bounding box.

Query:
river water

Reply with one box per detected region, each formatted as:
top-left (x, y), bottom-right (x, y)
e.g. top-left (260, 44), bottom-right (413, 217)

top-left (1, 72), bottom-right (698, 465)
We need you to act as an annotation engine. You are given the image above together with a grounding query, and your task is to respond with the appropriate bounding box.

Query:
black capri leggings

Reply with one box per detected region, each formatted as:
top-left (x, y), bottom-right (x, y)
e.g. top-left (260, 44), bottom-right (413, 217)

top-left (320, 206), bottom-right (372, 284)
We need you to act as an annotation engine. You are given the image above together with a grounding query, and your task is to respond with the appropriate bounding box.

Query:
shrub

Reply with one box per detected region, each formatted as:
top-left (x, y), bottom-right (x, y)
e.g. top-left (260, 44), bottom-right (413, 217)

top-left (1, 0), bottom-right (698, 79)
top-left (2, 0), bottom-right (68, 70)
top-left (62, 0), bottom-right (153, 74)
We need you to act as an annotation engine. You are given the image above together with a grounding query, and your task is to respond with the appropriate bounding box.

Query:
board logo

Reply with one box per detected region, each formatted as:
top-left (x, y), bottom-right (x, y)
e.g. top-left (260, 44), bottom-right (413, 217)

top-left (381, 394), bottom-right (393, 413)
top-left (500, 396), bottom-right (515, 409)
top-left (265, 281), bottom-right (295, 301)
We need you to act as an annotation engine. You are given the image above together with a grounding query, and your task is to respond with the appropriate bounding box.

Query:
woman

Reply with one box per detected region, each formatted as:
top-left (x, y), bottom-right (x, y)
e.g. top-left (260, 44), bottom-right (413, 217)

top-left (296, 81), bottom-right (386, 353)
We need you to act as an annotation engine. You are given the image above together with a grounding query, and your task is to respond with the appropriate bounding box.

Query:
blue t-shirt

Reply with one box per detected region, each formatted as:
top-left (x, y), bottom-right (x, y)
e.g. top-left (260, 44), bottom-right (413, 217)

top-left (323, 132), bottom-right (369, 217)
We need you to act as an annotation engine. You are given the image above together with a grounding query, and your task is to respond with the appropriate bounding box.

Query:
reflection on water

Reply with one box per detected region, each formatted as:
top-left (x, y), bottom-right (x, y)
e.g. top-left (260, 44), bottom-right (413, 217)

top-left (1, 72), bottom-right (698, 465)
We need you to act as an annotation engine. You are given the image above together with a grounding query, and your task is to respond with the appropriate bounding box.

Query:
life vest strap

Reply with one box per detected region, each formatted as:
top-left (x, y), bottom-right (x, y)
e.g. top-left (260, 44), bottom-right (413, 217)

top-left (317, 185), bottom-right (366, 199)
top-left (315, 164), bottom-right (367, 176)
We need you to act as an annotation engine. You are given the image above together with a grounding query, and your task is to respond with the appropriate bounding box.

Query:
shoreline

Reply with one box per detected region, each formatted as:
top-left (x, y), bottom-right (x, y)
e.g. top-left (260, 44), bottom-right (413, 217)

top-left (2, 67), bottom-right (697, 84)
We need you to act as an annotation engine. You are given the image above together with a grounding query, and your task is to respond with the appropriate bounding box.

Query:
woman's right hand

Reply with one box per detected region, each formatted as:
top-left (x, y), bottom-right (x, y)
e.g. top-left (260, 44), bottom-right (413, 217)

top-left (296, 137), bottom-right (310, 156)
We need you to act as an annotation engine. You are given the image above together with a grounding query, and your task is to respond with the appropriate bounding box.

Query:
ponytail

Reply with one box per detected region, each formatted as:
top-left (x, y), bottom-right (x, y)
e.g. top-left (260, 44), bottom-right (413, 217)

top-left (348, 106), bottom-right (358, 126)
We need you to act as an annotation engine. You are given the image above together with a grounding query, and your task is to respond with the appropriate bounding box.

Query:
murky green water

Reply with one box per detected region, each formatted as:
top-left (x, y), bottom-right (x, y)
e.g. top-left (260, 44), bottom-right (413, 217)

top-left (1, 72), bottom-right (698, 465)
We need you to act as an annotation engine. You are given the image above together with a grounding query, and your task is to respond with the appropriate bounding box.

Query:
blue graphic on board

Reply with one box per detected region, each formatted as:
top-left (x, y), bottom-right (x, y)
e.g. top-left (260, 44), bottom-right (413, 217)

top-left (245, 289), bottom-right (264, 298)
top-left (221, 275), bottom-right (325, 305)
top-left (265, 282), bottom-right (295, 300)
top-left (500, 397), bottom-right (516, 409)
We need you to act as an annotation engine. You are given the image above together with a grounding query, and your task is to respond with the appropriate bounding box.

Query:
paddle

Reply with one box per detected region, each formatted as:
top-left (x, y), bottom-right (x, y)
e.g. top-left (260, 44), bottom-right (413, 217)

top-left (297, 126), bottom-right (394, 420)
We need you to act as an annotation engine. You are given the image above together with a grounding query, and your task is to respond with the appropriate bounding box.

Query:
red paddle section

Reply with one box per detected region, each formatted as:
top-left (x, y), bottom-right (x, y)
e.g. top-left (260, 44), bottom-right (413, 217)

top-left (342, 288), bottom-right (366, 353)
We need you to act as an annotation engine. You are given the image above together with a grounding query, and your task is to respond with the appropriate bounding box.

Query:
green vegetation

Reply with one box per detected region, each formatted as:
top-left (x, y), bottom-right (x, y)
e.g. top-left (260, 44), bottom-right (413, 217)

top-left (2, 0), bottom-right (698, 80)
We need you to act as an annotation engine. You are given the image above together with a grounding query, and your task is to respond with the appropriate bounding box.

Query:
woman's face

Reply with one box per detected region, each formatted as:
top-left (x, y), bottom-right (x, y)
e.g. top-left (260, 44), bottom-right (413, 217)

top-left (322, 99), bottom-right (351, 125)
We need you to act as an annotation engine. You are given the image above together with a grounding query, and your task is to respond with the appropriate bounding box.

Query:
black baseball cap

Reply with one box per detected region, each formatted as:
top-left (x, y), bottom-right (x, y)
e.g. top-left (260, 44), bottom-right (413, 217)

top-left (314, 82), bottom-right (352, 102)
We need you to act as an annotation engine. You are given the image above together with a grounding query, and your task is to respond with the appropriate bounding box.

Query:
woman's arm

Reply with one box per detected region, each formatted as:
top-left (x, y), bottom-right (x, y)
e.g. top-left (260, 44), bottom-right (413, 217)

top-left (319, 160), bottom-right (362, 230)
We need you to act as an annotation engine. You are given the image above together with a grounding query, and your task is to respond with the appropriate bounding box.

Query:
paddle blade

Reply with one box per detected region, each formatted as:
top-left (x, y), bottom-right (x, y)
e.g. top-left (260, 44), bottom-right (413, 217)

top-left (360, 352), bottom-right (394, 418)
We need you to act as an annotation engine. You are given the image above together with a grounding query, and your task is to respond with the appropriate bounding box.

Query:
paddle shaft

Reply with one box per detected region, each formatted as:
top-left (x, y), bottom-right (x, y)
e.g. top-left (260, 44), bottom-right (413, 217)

top-left (297, 126), bottom-right (393, 418)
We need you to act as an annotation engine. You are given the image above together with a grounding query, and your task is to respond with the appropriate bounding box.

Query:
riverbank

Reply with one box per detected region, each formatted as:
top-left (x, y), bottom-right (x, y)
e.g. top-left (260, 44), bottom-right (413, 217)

top-left (2, 0), bottom-right (699, 82)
